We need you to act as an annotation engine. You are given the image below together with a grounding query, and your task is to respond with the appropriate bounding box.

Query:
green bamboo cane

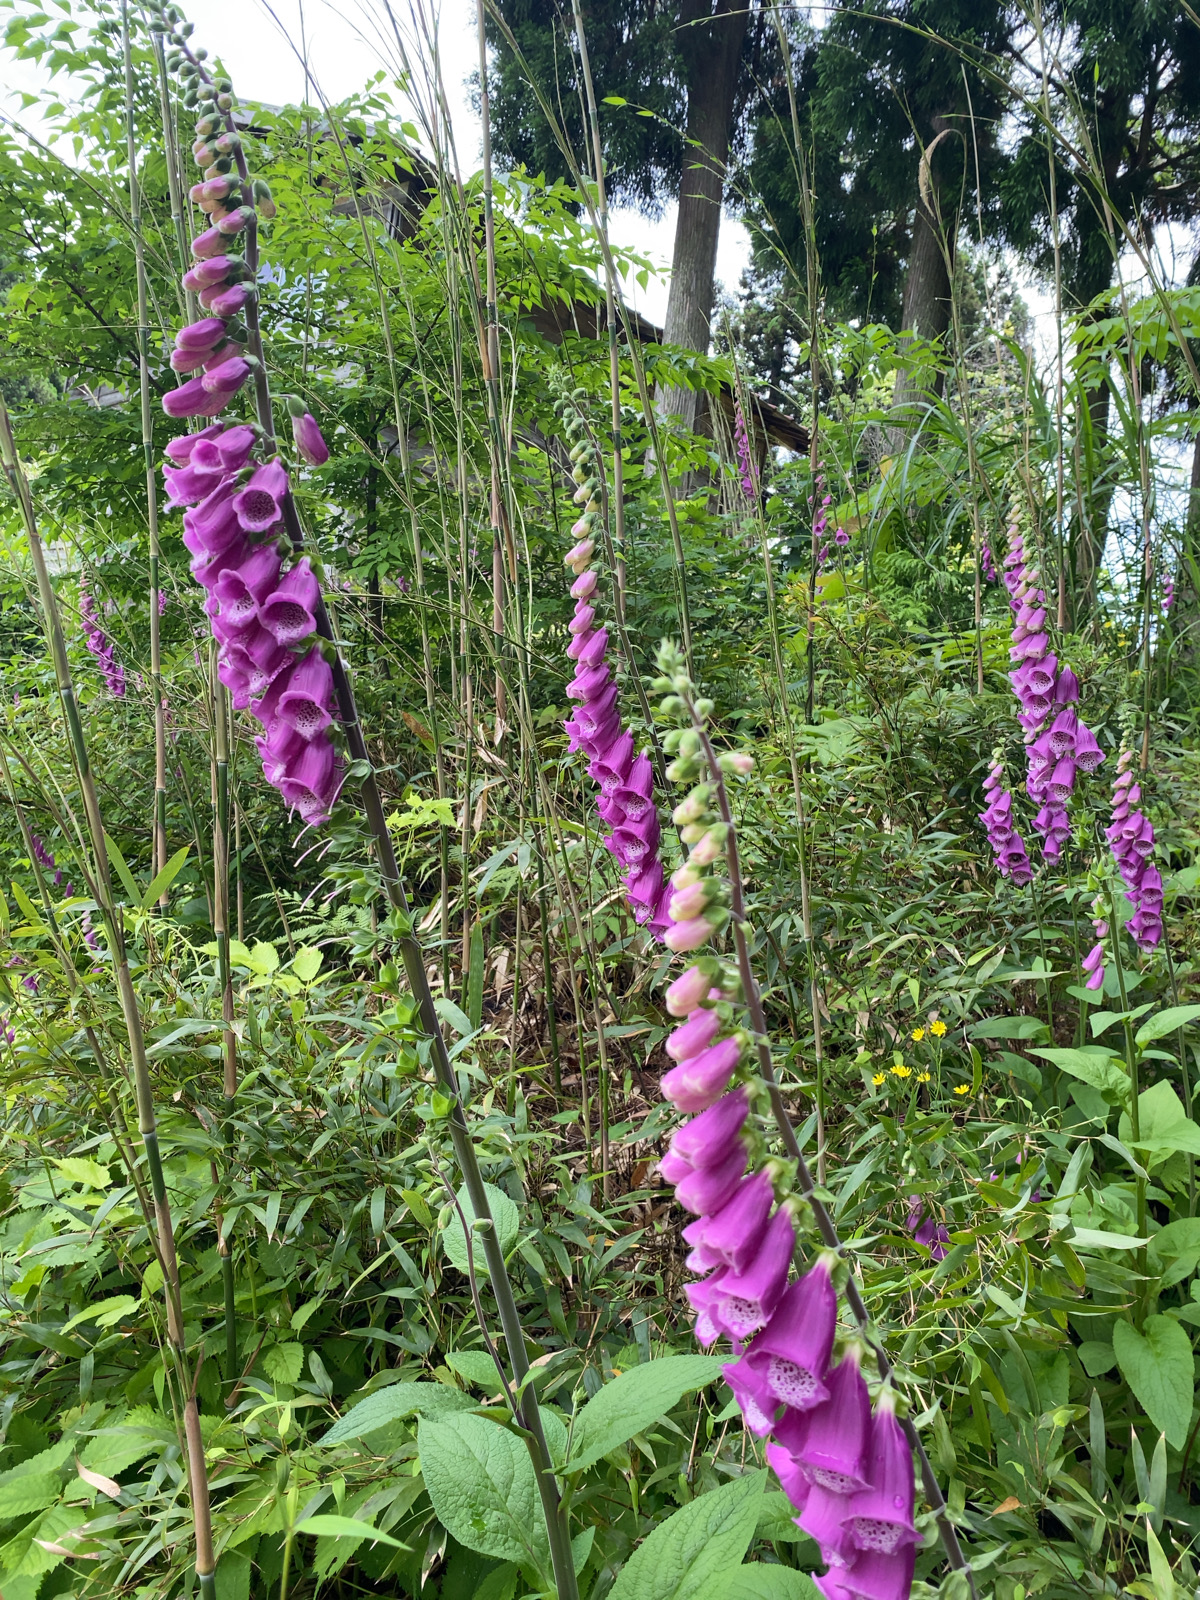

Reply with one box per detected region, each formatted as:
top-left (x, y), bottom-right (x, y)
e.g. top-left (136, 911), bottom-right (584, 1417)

top-left (0, 396), bottom-right (218, 1600)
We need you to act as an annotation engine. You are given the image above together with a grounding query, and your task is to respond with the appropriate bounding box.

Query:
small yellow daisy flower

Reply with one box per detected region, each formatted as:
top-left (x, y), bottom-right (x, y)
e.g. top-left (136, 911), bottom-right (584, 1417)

top-left (930, 1020), bottom-right (947, 1038)
top-left (911, 1027), bottom-right (925, 1042)
top-left (917, 1071), bottom-right (930, 1083)
top-left (872, 1073), bottom-right (886, 1086)
top-left (891, 1064), bottom-right (911, 1079)
top-left (953, 1084), bottom-right (970, 1096)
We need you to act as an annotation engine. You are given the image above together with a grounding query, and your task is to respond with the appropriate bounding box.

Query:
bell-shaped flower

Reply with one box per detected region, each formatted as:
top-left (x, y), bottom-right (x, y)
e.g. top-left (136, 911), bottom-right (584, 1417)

top-left (611, 810), bottom-right (661, 868)
top-left (176, 315), bottom-right (227, 351)
top-left (163, 374), bottom-right (228, 418)
top-left (673, 1140), bottom-right (747, 1215)
top-left (200, 355), bottom-right (251, 398)
top-left (793, 1349), bottom-right (873, 1493)
top-left (182, 254), bottom-right (236, 291)
top-left (191, 224), bottom-right (227, 259)
top-left (841, 1393), bottom-right (919, 1556)
top-left (216, 653), bottom-right (252, 706)
top-left (815, 1548), bottom-right (916, 1600)
top-left (165, 422), bottom-right (223, 465)
top-left (669, 1088), bottom-right (749, 1169)
top-left (292, 411), bottom-right (330, 466)
top-left (766, 1441), bottom-right (812, 1513)
top-left (233, 459), bottom-right (290, 533)
top-left (574, 627), bottom-right (608, 668)
top-left (566, 661), bottom-right (611, 701)
top-left (684, 1266), bottom-right (729, 1346)
top-left (625, 856), bottom-right (665, 915)
top-left (569, 601), bottom-right (596, 635)
top-left (571, 568), bottom-right (597, 600)
top-left (661, 1034), bottom-right (742, 1113)
top-left (658, 1148), bottom-right (693, 1185)
top-left (688, 1168), bottom-right (774, 1275)
top-left (1073, 723), bottom-right (1105, 772)
top-left (666, 964), bottom-right (710, 1018)
top-left (203, 282), bottom-right (252, 317)
top-left (183, 478), bottom-right (243, 556)
top-left (213, 545), bottom-right (281, 628)
top-left (189, 536), bottom-right (246, 591)
top-left (211, 424), bottom-right (258, 472)
top-left (708, 1203), bottom-right (795, 1341)
top-left (591, 728), bottom-right (634, 792)
top-left (260, 558), bottom-right (320, 647)
top-left (1047, 709), bottom-right (1077, 757)
top-left (165, 460), bottom-right (228, 506)
top-left (279, 736), bottom-right (341, 823)
top-left (734, 1252), bottom-right (835, 1402)
top-left (667, 1004), bottom-right (723, 1063)
top-left (1047, 759), bottom-right (1076, 802)
top-left (1055, 666), bottom-right (1080, 703)
top-left (722, 1348), bottom-right (781, 1435)
top-left (276, 647), bottom-right (335, 741)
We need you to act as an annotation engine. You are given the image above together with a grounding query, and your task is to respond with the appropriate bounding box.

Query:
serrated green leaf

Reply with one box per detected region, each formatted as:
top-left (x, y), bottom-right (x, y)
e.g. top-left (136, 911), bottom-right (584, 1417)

top-left (441, 1182), bottom-right (519, 1277)
top-left (52, 1156), bottom-right (110, 1189)
top-left (290, 945), bottom-right (323, 983)
top-left (1030, 1047), bottom-right (1128, 1097)
top-left (417, 1412), bottom-right (549, 1574)
top-left (609, 1472), bottom-right (766, 1600)
top-left (563, 1355), bottom-right (725, 1474)
top-left (693, 1568), bottom-right (822, 1600)
top-left (446, 1350), bottom-right (503, 1391)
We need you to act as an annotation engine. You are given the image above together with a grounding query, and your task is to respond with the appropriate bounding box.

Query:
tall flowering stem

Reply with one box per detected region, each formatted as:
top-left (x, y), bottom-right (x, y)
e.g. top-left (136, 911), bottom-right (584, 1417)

top-left (652, 642), bottom-right (975, 1600)
top-left (979, 755), bottom-right (1033, 884)
top-left (79, 578), bottom-right (126, 697)
top-left (1106, 747), bottom-right (1163, 951)
top-left (151, 13), bottom-right (578, 1594)
top-left (1000, 523), bottom-right (1104, 862)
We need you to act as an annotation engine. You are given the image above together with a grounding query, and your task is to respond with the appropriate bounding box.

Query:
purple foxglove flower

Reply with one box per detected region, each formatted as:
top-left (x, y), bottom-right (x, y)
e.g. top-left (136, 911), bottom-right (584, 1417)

top-left (203, 423), bottom-right (257, 472)
top-left (163, 375), bottom-right (228, 418)
top-left (278, 732), bottom-right (337, 805)
top-left (276, 647), bottom-right (336, 741)
top-left (567, 627), bottom-right (598, 661)
top-left (590, 729), bottom-right (634, 791)
top-left (666, 964), bottom-right (710, 1018)
top-left (666, 1004), bottom-right (723, 1062)
top-left (202, 282), bottom-right (252, 316)
top-left (217, 653), bottom-right (253, 706)
top-left (1055, 667), bottom-right (1079, 702)
top-left (233, 460), bottom-right (290, 533)
top-left (660, 1034), bottom-right (742, 1113)
top-left (213, 544), bottom-right (282, 626)
top-left (164, 461), bottom-right (228, 506)
top-left (820, 1548), bottom-right (917, 1600)
top-left (1073, 724), bottom-right (1104, 771)
top-left (164, 422), bottom-right (224, 464)
top-left (1047, 709), bottom-right (1077, 757)
top-left (673, 1140), bottom-right (747, 1214)
top-left (260, 558), bottom-right (320, 647)
top-left (669, 881), bottom-right (712, 922)
top-left (659, 1149), bottom-right (693, 1185)
top-left (1047, 758), bottom-right (1076, 801)
top-left (175, 315), bottom-right (227, 351)
top-left (664, 915), bottom-right (716, 954)
top-left (723, 1347), bottom-right (781, 1435)
top-left (597, 793), bottom-right (627, 827)
top-left (567, 662), bottom-right (612, 702)
top-left (669, 1088), bottom-right (750, 1167)
top-left (569, 602), bottom-right (596, 635)
top-left (183, 480), bottom-right (243, 556)
top-left (796, 1483), bottom-right (856, 1569)
top-left (624, 856), bottom-right (665, 913)
top-left (191, 224), bottom-right (227, 258)
top-left (789, 1347), bottom-right (873, 1494)
top-left (687, 1168), bottom-right (774, 1274)
top-left (216, 205), bottom-right (255, 236)
top-left (708, 1203), bottom-right (796, 1341)
top-left (732, 1252), bottom-right (834, 1401)
top-left (576, 627), bottom-right (609, 668)
top-left (841, 1394), bottom-right (918, 1556)
top-left (201, 355), bottom-right (251, 397)
top-left (292, 411), bottom-right (330, 466)
top-left (611, 811), bottom-right (661, 867)
top-left (766, 1441), bottom-right (812, 1513)
top-left (255, 723), bottom-right (304, 788)
top-left (1082, 941), bottom-right (1105, 989)
top-left (190, 537), bottom-right (247, 590)
top-left (685, 1267), bottom-right (730, 1347)
top-left (571, 568), bottom-right (598, 600)
top-left (171, 344), bottom-right (216, 373)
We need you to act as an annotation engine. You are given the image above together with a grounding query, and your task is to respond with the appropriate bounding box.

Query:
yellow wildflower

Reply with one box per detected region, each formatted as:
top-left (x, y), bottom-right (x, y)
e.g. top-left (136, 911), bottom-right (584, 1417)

top-left (930, 1020), bottom-right (947, 1038)
top-left (872, 1073), bottom-right (886, 1086)
top-left (911, 1027), bottom-right (925, 1042)
top-left (953, 1084), bottom-right (970, 1096)
top-left (917, 1071), bottom-right (931, 1083)
top-left (891, 1065), bottom-right (911, 1079)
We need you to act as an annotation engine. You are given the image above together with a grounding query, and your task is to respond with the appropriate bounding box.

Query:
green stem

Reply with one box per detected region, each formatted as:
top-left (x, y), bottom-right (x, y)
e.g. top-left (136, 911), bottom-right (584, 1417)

top-left (1106, 884), bottom-right (1147, 1274)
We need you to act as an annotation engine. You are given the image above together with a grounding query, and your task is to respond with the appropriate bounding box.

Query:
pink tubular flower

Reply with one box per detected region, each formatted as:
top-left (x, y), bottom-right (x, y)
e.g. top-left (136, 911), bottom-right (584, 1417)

top-left (841, 1394), bottom-right (919, 1556)
top-left (667, 964), bottom-right (711, 1017)
top-left (292, 411), bottom-right (330, 465)
top-left (706, 1202), bottom-right (795, 1342)
top-left (162, 374), bottom-right (228, 419)
top-left (1106, 749), bottom-right (1162, 951)
top-left (660, 1034), bottom-right (742, 1113)
top-left (259, 558), bottom-right (320, 647)
top-left (233, 459), bottom-right (290, 533)
top-left (785, 1346), bottom-right (873, 1494)
top-left (276, 648), bottom-right (336, 741)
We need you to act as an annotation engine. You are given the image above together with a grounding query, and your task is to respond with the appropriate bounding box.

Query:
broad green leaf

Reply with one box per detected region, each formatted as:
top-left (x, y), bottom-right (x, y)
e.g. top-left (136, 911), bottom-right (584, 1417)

top-left (139, 845), bottom-right (189, 910)
top-left (290, 945), bottom-right (323, 983)
top-left (1118, 1083), bottom-right (1200, 1161)
top-left (1030, 1047), bottom-right (1128, 1097)
top-left (1135, 1006), bottom-right (1200, 1047)
top-left (608, 1471), bottom-right (767, 1600)
top-left (446, 1350), bottom-right (503, 1391)
top-left (970, 1016), bottom-right (1050, 1041)
top-left (1148, 1220), bottom-right (1200, 1289)
top-left (61, 1294), bottom-right (137, 1333)
top-left (262, 1342), bottom-right (304, 1386)
top-left (693, 1569), bottom-right (821, 1600)
top-left (319, 1381), bottom-right (474, 1444)
top-left (246, 941), bottom-right (280, 976)
top-left (296, 1514), bottom-right (407, 1549)
top-left (417, 1412), bottom-right (549, 1573)
top-left (564, 1355), bottom-right (725, 1474)
top-left (0, 1472), bottom-right (62, 1517)
top-left (441, 1182), bottom-right (520, 1277)
top-left (52, 1156), bottom-right (110, 1189)
top-left (1113, 1316), bottom-right (1195, 1449)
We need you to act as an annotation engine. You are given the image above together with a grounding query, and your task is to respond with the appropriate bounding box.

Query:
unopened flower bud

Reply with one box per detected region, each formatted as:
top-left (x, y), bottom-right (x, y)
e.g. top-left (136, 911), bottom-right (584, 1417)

top-left (666, 963), bottom-right (711, 1017)
top-left (564, 538), bottom-right (594, 573)
top-left (253, 178), bottom-right (277, 218)
top-left (664, 915), bottom-right (715, 953)
top-left (689, 824), bottom-right (728, 866)
top-left (216, 205), bottom-right (256, 236)
top-left (678, 821), bottom-right (707, 845)
top-left (718, 751), bottom-right (754, 775)
top-left (673, 786), bottom-right (711, 825)
top-left (669, 881), bottom-right (711, 922)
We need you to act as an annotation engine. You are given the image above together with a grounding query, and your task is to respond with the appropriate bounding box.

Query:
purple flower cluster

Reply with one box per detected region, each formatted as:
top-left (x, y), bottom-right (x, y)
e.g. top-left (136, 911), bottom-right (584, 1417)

top-left (165, 426), bottom-right (342, 827)
top-left (561, 534), bottom-right (672, 935)
top-left (159, 118), bottom-right (342, 828)
top-left (733, 401), bottom-right (757, 501)
top-left (1163, 576), bottom-right (1175, 616)
top-left (1106, 750), bottom-right (1163, 950)
top-left (980, 543), bottom-right (997, 584)
top-left (1082, 899), bottom-right (1108, 991)
top-left (29, 835), bottom-right (75, 896)
top-left (1001, 525), bottom-right (1103, 860)
top-left (905, 1197), bottom-right (949, 1260)
top-left (979, 758), bottom-right (1032, 884)
top-left (79, 580), bottom-right (126, 698)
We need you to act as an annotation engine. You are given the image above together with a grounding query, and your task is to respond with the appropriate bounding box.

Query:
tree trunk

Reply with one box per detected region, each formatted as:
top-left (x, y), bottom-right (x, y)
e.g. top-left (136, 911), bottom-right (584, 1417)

top-left (888, 147), bottom-right (954, 452)
top-left (659, 0), bottom-right (749, 431)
